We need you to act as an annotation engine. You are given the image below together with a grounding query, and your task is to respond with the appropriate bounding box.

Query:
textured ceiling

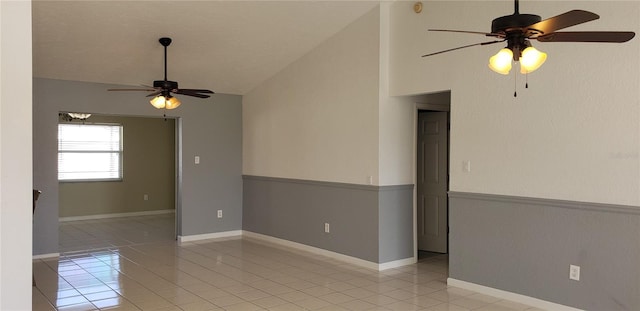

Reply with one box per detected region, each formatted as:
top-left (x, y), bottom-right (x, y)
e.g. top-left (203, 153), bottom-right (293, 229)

top-left (32, 1), bottom-right (379, 95)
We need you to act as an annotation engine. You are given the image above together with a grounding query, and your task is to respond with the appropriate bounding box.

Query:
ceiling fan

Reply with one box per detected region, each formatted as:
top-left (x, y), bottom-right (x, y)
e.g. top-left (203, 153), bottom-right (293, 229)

top-left (108, 37), bottom-right (214, 110)
top-left (422, 0), bottom-right (635, 75)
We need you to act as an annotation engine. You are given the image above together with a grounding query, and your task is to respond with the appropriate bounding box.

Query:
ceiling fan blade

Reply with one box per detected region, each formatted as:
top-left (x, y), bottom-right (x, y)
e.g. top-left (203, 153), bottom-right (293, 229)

top-left (107, 88), bottom-right (157, 92)
top-left (146, 91), bottom-right (162, 98)
top-left (422, 40), bottom-right (505, 57)
top-left (176, 89), bottom-right (215, 94)
top-left (536, 31), bottom-right (635, 43)
top-left (174, 92), bottom-right (211, 99)
top-left (429, 29), bottom-right (503, 38)
top-left (527, 10), bottom-right (599, 35)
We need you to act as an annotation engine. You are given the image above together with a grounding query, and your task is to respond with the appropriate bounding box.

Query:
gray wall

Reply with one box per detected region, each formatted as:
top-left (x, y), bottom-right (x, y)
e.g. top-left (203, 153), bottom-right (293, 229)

top-left (378, 185), bottom-right (414, 263)
top-left (59, 115), bottom-right (175, 217)
top-left (242, 175), bottom-right (413, 263)
top-left (449, 192), bottom-right (640, 311)
top-left (33, 78), bottom-right (242, 255)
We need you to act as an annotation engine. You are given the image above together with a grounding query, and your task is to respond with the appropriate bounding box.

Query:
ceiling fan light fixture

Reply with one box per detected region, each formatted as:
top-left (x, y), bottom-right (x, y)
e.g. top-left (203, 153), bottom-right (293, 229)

top-left (489, 48), bottom-right (513, 75)
top-left (67, 112), bottom-right (92, 120)
top-left (150, 95), bottom-right (167, 109)
top-left (520, 46), bottom-right (547, 73)
top-left (165, 96), bottom-right (181, 110)
top-left (150, 95), bottom-right (182, 110)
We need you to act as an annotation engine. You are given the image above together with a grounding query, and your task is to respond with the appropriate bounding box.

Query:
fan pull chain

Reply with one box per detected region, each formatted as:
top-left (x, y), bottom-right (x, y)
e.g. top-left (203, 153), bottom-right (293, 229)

top-left (513, 70), bottom-right (517, 97)
top-left (525, 72), bottom-right (529, 89)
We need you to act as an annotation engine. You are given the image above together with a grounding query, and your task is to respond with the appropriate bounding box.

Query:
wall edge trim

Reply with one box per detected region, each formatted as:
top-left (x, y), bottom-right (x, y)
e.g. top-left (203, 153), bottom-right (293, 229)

top-left (59, 209), bottom-right (176, 222)
top-left (448, 191), bottom-right (640, 215)
top-left (33, 253), bottom-right (60, 260)
top-left (447, 278), bottom-right (583, 311)
top-left (243, 175), bottom-right (413, 191)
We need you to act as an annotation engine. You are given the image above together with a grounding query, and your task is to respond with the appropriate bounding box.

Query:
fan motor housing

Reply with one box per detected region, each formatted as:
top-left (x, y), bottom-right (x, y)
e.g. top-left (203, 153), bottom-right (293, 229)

top-left (153, 80), bottom-right (178, 90)
top-left (491, 14), bottom-right (541, 33)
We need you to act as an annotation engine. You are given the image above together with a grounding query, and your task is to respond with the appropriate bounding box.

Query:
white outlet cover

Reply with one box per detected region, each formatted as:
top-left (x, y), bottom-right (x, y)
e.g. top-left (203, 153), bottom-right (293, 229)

top-left (569, 265), bottom-right (580, 281)
top-left (463, 160), bottom-right (471, 172)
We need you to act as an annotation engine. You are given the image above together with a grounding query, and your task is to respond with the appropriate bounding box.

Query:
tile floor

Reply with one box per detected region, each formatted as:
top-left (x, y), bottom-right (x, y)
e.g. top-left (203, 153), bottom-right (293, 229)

top-left (33, 214), bottom-right (543, 311)
top-left (58, 214), bottom-right (176, 253)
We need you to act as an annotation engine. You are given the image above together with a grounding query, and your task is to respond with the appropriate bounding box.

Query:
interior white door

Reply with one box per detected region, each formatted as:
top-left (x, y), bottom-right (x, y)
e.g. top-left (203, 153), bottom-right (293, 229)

top-left (417, 111), bottom-right (448, 253)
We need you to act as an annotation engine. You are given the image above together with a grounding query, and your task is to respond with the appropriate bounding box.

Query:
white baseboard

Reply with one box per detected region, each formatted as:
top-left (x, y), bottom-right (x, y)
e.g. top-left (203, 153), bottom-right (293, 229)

top-left (379, 257), bottom-right (416, 270)
top-left (447, 278), bottom-right (583, 311)
top-left (242, 231), bottom-right (413, 271)
top-left (178, 230), bottom-right (243, 243)
top-left (59, 209), bottom-right (175, 222)
top-left (33, 253), bottom-right (60, 260)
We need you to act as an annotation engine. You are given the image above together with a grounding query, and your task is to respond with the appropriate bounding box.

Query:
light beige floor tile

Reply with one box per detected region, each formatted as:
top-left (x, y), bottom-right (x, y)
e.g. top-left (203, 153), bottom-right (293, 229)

top-left (268, 303), bottom-right (309, 311)
top-left (365, 294), bottom-right (399, 306)
top-left (234, 289), bottom-right (271, 301)
top-left (90, 297), bottom-right (133, 309)
top-left (361, 283), bottom-right (398, 294)
top-left (293, 297), bottom-right (333, 310)
top-left (405, 295), bottom-right (443, 308)
top-left (493, 299), bottom-right (534, 310)
top-left (177, 300), bottom-right (220, 311)
top-left (342, 287), bottom-right (376, 300)
top-left (208, 294), bottom-right (246, 307)
top-left (129, 297), bottom-right (174, 310)
top-left (325, 281), bottom-right (357, 292)
top-left (449, 296), bottom-right (492, 309)
top-left (316, 304), bottom-right (351, 311)
top-left (424, 302), bottom-right (470, 311)
top-left (84, 289), bottom-right (121, 301)
top-left (53, 295), bottom-right (92, 307)
top-left (383, 289), bottom-right (416, 300)
top-left (55, 302), bottom-right (98, 311)
top-left (300, 285), bottom-right (335, 297)
top-left (383, 300), bottom-right (423, 311)
top-left (35, 215), bottom-right (540, 311)
top-left (278, 290), bottom-right (315, 302)
top-left (223, 301), bottom-right (263, 311)
top-left (339, 299), bottom-right (378, 311)
top-left (252, 295), bottom-right (289, 308)
top-left (318, 292), bottom-right (356, 304)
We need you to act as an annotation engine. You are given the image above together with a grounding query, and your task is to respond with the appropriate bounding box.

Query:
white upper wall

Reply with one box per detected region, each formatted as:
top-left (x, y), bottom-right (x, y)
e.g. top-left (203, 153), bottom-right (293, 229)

top-left (390, 1), bottom-right (640, 206)
top-left (378, 2), bottom-right (415, 186)
top-left (243, 7), bottom-right (381, 185)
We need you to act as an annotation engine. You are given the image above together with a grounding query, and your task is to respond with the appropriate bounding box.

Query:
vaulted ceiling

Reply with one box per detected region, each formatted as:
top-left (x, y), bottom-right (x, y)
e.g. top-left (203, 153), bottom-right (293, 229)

top-left (32, 1), bottom-right (378, 95)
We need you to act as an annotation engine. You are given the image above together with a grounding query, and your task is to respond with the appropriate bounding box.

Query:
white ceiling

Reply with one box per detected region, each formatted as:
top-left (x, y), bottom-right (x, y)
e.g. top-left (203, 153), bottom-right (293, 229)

top-left (32, 1), bottom-right (379, 95)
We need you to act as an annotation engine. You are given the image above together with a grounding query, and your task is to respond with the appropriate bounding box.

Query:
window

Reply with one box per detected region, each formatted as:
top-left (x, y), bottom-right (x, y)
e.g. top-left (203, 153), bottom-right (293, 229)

top-left (58, 123), bottom-right (123, 181)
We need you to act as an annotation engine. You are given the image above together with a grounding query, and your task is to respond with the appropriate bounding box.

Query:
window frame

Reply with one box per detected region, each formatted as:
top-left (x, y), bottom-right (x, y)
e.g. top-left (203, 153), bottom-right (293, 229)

top-left (58, 122), bottom-right (124, 182)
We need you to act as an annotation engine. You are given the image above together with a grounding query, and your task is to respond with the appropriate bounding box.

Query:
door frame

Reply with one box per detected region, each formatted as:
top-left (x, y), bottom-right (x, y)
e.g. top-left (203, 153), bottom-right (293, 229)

top-left (413, 101), bottom-right (451, 259)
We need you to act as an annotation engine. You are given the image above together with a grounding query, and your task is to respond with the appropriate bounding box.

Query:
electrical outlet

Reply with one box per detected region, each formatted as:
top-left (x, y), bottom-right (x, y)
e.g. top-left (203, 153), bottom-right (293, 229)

top-left (217, 210), bottom-right (222, 219)
top-left (569, 265), bottom-right (580, 281)
top-left (143, 194), bottom-right (148, 201)
top-left (324, 223), bottom-right (330, 233)
top-left (195, 156), bottom-right (200, 164)
top-left (463, 160), bottom-right (471, 172)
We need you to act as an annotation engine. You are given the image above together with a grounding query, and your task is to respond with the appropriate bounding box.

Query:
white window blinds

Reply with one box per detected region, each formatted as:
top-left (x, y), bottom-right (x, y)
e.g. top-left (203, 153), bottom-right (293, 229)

top-left (58, 123), bottom-right (123, 181)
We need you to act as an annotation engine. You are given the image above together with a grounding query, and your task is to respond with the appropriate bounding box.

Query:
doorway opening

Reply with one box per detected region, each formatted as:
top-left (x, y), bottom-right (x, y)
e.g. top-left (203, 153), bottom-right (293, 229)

top-left (56, 113), bottom-right (180, 253)
top-left (415, 91), bottom-right (451, 260)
